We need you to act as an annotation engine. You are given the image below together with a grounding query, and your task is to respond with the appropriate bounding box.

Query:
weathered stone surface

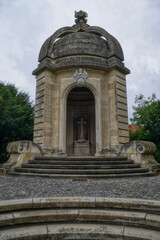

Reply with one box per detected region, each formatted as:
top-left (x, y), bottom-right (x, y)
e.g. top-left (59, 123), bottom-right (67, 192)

top-left (0, 197), bottom-right (160, 240)
top-left (95, 197), bottom-right (160, 212)
top-left (33, 197), bottom-right (95, 208)
top-left (121, 141), bottom-right (160, 173)
top-left (35, 103), bottom-right (44, 112)
top-left (118, 116), bottom-right (128, 124)
top-left (119, 123), bottom-right (129, 130)
top-left (146, 213), bottom-right (160, 228)
top-left (36, 83), bottom-right (45, 93)
top-left (79, 209), bottom-right (146, 224)
top-left (34, 109), bottom-right (44, 118)
top-left (1, 223), bottom-right (159, 240)
top-left (117, 89), bottom-right (127, 98)
top-left (0, 213), bottom-right (14, 227)
top-left (33, 136), bottom-right (43, 144)
top-left (117, 82), bottom-right (126, 91)
top-left (36, 11), bottom-right (128, 71)
top-left (36, 80), bottom-right (45, 90)
top-left (116, 77), bottom-right (126, 86)
top-left (118, 109), bottom-right (128, 117)
top-left (119, 130), bottom-right (129, 137)
top-left (117, 96), bottom-right (127, 104)
top-left (54, 32), bottom-right (110, 59)
top-left (119, 137), bottom-right (129, 144)
top-left (74, 140), bottom-right (90, 156)
top-left (13, 209), bottom-right (79, 224)
top-left (0, 141), bottom-right (42, 173)
top-left (124, 226), bottom-right (160, 240)
top-left (47, 223), bottom-right (124, 240)
top-left (36, 89), bottom-right (45, 99)
top-left (117, 102), bottom-right (128, 110)
top-left (35, 96), bottom-right (44, 105)
top-left (0, 199), bottom-right (32, 212)
top-left (0, 225), bottom-right (48, 240)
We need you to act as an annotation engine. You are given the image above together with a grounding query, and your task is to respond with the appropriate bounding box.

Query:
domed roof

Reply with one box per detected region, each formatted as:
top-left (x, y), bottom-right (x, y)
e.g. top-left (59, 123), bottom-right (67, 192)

top-left (53, 32), bottom-right (109, 59)
top-left (34, 11), bottom-right (130, 75)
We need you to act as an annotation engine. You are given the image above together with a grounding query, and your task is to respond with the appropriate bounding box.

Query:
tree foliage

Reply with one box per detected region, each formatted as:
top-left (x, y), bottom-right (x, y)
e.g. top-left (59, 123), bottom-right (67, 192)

top-left (0, 82), bottom-right (34, 163)
top-left (130, 94), bottom-right (160, 162)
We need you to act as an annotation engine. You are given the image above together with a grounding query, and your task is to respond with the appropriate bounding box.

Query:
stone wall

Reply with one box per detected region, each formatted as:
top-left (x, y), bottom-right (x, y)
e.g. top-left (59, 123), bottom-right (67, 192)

top-left (33, 68), bottom-right (129, 156)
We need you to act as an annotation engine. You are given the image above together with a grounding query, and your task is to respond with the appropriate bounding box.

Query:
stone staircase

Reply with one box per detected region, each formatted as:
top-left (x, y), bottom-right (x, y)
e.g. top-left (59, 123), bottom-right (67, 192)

top-left (8, 156), bottom-right (155, 178)
top-left (0, 197), bottom-right (160, 239)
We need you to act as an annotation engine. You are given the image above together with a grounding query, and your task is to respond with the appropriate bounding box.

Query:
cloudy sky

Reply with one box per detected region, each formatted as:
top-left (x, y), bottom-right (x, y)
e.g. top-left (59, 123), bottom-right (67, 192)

top-left (0, 0), bottom-right (160, 120)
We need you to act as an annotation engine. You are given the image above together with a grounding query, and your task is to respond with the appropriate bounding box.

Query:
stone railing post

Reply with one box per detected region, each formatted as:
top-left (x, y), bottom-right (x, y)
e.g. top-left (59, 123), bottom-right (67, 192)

top-left (0, 140), bottom-right (42, 175)
top-left (121, 140), bottom-right (160, 174)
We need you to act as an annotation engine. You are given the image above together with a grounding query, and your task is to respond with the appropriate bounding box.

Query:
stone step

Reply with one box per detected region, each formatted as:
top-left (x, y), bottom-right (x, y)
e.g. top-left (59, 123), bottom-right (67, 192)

top-left (0, 223), bottom-right (160, 240)
top-left (14, 167), bottom-right (149, 174)
top-left (1, 197), bottom-right (160, 213)
top-left (0, 208), bottom-right (159, 228)
top-left (28, 159), bottom-right (135, 165)
top-left (9, 154), bottom-right (156, 179)
top-left (22, 163), bottom-right (141, 169)
top-left (8, 171), bottom-right (155, 178)
top-left (34, 156), bottom-right (128, 161)
top-left (0, 197), bottom-right (160, 240)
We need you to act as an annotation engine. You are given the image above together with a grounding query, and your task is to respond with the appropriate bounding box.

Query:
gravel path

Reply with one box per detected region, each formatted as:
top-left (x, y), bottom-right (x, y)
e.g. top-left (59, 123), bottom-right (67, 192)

top-left (0, 175), bottom-right (160, 201)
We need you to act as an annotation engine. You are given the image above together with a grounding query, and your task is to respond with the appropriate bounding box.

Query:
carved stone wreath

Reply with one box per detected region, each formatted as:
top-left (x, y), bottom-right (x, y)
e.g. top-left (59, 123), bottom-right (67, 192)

top-left (73, 68), bottom-right (88, 87)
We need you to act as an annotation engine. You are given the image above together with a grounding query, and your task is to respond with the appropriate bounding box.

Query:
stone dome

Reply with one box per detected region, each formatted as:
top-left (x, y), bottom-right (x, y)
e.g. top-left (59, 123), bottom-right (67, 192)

top-left (34, 11), bottom-right (130, 75)
top-left (52, 32), bottom-right (110, 59)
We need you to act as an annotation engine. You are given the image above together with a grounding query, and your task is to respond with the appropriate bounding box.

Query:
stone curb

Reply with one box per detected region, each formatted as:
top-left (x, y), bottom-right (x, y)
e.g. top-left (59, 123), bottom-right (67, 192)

top-left (0, 223), bottom-right (160, 240)
top-left (0, 197), bottom-right (160, 213)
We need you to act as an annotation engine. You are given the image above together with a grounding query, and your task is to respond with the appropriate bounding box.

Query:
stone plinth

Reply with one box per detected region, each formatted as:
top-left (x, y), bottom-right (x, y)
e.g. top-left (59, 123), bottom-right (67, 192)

top-left (74, 140), bottom-right (90, 156)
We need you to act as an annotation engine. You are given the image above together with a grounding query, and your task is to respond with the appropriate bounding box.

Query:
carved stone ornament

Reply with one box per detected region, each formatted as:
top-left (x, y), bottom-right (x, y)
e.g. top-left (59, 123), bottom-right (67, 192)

top-left (0, 141), bottom-right (43, 174)
top-left (75, 10), bottom-right (88, 25)
top-left (136, 141), bottom-right (156, 154)
top-left (73, 68), bottom-right (88, 87)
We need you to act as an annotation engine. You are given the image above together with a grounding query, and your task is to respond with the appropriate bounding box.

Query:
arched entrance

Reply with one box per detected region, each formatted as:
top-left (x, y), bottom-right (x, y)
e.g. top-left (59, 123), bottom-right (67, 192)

top-left (66, 87), bottom-right (96, 155)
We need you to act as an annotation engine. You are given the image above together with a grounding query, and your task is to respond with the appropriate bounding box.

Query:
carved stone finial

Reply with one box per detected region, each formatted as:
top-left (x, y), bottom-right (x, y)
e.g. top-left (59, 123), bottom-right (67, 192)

top-left (75, 10), bottom-right (88, 25)
top-left (73, 68), bottom-right (88, 87)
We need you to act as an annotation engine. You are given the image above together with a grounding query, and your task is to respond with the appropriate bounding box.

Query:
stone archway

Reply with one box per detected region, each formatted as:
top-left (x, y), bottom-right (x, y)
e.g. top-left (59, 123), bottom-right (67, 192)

top-left (58, 75), bottom-right (102, 157)
top-left (66, 87), bottom-right (96, 156)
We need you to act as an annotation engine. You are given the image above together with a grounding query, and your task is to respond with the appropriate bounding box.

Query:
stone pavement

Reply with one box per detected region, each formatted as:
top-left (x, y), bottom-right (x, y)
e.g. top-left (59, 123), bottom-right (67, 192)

top-left (0, 175), bottom-right (160, 201)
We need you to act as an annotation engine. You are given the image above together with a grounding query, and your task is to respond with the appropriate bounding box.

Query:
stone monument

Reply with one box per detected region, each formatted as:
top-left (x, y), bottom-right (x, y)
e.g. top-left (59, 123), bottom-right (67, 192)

top-left (1, 10), bottom-right (159, 175)
top-left (32, 10), bottom-right (130, 157)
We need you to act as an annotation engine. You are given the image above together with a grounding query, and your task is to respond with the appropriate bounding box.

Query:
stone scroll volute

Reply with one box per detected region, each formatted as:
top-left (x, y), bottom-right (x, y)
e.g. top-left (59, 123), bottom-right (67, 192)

top-left (0, 141), bottom-right (42, 175)
top-left (121, 140), bottom-right (160, 174)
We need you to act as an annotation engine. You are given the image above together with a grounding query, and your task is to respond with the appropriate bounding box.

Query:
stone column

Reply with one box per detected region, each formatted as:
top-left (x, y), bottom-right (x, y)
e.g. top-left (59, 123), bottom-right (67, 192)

top-left (33, 70), bottom-right (55, 155)
top-left (115, 70), bottom-right (129, 148)
top-left (107, 69), bottom-right (129, 155)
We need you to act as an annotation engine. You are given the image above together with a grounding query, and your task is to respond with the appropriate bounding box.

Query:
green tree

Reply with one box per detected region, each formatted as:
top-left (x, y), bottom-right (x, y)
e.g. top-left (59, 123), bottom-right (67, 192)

top-left (130, 94), bottom-right (160, 162)
top-left (0, 82), bottom-right (34, 163)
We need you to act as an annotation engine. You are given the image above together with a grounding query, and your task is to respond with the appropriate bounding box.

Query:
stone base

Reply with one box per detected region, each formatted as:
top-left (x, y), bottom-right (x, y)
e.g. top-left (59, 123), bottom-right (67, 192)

top-left (74, 140), bottom-right (90, 156)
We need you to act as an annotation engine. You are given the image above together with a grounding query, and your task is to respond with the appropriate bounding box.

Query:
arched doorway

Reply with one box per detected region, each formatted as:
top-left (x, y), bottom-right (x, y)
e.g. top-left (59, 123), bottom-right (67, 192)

top-left (66, 87), bottom-right (96, 155)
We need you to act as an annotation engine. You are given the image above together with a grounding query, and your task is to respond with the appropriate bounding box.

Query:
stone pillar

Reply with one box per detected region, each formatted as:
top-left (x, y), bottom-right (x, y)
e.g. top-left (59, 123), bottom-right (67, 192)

top-left (115, 71), bottom-right (129, 149)
top-left (33, 70), bottom-right (55, 155)
top-left (107, 70), bottom-right (120, 155)
top-left (105, 69), bottom-right (129, 155)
